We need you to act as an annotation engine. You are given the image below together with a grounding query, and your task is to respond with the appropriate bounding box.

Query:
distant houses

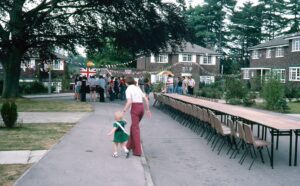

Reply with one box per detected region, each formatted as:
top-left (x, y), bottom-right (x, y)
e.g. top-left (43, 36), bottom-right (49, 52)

top-left (242, 32), bottom-right (300, 84)
top-left (0, 52), bottom-right (67, 93)
top-left (136, 42), bottom-right (220, 86)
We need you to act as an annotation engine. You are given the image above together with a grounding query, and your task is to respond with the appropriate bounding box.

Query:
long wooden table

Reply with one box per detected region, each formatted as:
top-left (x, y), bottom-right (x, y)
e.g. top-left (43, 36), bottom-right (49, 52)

top-left (163, 94), bottom-right (300, 168)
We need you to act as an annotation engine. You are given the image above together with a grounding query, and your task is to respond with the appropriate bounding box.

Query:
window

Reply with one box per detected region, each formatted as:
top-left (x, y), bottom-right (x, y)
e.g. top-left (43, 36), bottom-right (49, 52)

top-left (52, 60), bottom-right (60, 70)
top-left (272, 69), bottom-right (286, 83)
top-left (275, 47), bottom-right (284, 57)
top-left (243, 69), bottom-right (250, 79)
top-left (252, 50), bottom-right (259, 59)
top-left (289, 67), bottom-right (300, 81)
top-left (182, 54), bottom-right (192, 62)
top-left (266, 49), bottom-right (271, 58)
top-left (292, 39), bottom-right (300, 52)
top-left (200, 76), bottom-right (215, 85)
top-left (155, 54), bottom-right (168, 63)
top-left (203, 56), bottom-right (212, 64)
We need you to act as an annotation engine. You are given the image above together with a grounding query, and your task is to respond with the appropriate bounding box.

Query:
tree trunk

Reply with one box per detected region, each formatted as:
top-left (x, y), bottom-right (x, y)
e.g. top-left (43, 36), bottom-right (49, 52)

top-left (2, 47), bottom-right (23, 98)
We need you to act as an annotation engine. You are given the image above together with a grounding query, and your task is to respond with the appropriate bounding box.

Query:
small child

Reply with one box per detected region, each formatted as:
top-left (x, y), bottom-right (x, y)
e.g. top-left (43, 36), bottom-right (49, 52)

top-left (107, 111), bottom-right (130, 158)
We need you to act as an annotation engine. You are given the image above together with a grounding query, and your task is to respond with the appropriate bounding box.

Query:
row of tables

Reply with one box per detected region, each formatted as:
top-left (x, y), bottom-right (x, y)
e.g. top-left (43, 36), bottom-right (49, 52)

top-left (162, 93), bottom-right (300, 168)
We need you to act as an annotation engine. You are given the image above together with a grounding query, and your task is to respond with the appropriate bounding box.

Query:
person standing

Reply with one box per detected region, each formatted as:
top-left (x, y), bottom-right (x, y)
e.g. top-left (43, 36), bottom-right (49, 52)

top-left (144, 78), bottom-right (151, 100)
top-left (122, 77), bottom-right (151, 156)
top-left (177, 77), bottom-right (183, 95)
top-left (98, 75), bottom-right (106, 102)
top-left (88, 76), bottom-right (97, 102)
top-left (166, 75), bottom-right (174, 93)
top-left (187, 76), bottom-right (195, 95)
top-left (182, 76), bottom-right (188, 95)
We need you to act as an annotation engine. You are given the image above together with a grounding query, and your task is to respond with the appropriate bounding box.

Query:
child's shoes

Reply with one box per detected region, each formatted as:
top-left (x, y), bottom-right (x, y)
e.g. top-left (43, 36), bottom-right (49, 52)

top-left (112, 153), bottom-right (118, 158)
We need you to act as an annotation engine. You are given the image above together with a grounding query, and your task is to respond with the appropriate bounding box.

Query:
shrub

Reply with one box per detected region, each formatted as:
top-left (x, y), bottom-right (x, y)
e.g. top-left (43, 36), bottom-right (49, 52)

top-left (196, 87), bottom-right (223, 99)
top-left (1, 101), bottom-right (18, 128)
top-left (242, 93), bottom-right (255, 107)
top-left (19, 81), bottom-right (48, 94)
top-left (227, 98), bottom-right (242, 105)
top-left (225, 77), bottom-right (247, 102)
top-left (152, 82), bottom-right (164, 93)
top-left (285, 82), bottom-right (300, 101)
top-left (261, 77), bottom-right (288, 111)
top-left (275, 98), bottom-right (290, 113)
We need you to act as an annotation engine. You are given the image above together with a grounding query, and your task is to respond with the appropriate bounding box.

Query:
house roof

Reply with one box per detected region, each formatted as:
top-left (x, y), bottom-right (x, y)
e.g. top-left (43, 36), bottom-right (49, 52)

top-left (285, 32), bottom-right (300, 40)
top-left (161, 42), bottom-right (219, 55)
top-left (53, 52), bottom-right (68, 60)
top-left (248, 37), bottom-right (288, 50)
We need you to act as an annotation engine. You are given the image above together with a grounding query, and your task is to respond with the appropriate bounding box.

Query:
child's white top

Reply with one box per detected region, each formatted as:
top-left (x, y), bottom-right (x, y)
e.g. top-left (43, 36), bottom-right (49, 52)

top-left (126, 85), bottom-right (145, 103)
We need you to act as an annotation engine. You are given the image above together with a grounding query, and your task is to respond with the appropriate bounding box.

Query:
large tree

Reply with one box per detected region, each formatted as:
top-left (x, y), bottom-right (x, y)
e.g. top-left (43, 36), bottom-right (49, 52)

top-left (186, 0), bottom-right (236, 53)
top-left (0, 0), bottom-right (187, 98)
top-left (258, 0), bottom-right (288, 39)
top-left (286, 0), bottom-right (300, 34)
top-left (229, 2), bottom-right (263, 67)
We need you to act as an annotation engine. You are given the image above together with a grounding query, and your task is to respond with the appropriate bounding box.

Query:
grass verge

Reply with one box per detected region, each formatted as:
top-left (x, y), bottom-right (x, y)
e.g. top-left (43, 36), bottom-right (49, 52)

top-left (0, 164), bottom-right (31, 186)
top-left (254, 102), bottom-right (300, 114)
top-left (0, 123), bottom-right (74, 185)
top-left (0, 123), bottom-right (74, 151)
top-left (0, 98), bottom-right (92, 112)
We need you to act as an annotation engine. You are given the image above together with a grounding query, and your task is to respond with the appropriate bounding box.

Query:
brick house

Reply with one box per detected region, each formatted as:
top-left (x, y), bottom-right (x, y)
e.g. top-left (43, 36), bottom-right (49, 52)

top-left (0, 52), bottom-right (67, 92)
top-left (136, 42), bottom-right (220, 87)
top-left (242, 32), bottom-right (300, 84)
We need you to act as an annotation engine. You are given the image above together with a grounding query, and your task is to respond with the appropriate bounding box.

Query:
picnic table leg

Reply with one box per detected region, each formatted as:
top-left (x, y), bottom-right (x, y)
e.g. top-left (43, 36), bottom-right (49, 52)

top-left (295, 130), bottom-right (298, 166)
top-left (289, 130), bottom-right (292, 166)
top-left (271, 129), bottom-right (274, 169)
top-left (257, 125), bottom-right (260, 138)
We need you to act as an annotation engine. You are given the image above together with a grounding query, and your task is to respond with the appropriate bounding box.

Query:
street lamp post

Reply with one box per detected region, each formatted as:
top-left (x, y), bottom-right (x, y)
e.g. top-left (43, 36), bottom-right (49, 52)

top-left (48, 63), bottom-right (52, 94)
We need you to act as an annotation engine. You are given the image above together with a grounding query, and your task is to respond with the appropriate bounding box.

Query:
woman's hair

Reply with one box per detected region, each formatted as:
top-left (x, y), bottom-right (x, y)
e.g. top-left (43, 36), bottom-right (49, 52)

top-left (125, 76), bottom-right (136, 85)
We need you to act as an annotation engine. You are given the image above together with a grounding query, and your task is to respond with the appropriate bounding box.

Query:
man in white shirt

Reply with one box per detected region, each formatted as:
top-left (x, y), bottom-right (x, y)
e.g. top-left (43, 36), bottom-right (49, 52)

top-left (188, 76), bottom-right (195, 95)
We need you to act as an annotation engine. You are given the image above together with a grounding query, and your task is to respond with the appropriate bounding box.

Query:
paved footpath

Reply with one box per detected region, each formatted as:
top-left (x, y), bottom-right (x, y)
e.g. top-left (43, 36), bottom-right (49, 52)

top-left (12, 94), bottom-right (300, 186)
top-left (15, 102), bottom-right (148, 186)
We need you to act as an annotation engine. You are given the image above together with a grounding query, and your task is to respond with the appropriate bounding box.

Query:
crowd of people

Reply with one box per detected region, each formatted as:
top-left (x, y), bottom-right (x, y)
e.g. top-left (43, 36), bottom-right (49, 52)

top-left (166, 75), bottom-right (195, 95)
top-left (74, 74), bottom-right (151, 102)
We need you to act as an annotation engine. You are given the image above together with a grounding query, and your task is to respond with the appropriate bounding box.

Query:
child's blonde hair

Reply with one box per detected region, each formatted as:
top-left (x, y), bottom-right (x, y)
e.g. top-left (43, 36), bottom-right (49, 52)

top-left (114, 111), bottom-right (123, 121)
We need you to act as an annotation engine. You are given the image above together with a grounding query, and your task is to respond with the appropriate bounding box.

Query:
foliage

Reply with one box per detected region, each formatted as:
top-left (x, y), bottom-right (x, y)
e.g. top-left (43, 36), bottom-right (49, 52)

top-left (1, 101), bottom-right (18, 128)
top-left (258, 0), bottom-right (288, 40)
top-left (19, 81), bottom-right (49, 95)
top-left (197, 81), bottom-right (224, 99)
top-left (0, 0), bottom-right (187, 98)
top-left (261, 77), bottom-right (288, 111)
top-left (186, 0), bottom-right (236, 53)
top-left (227, 98), bottom-right (242, 105)
top-left (152, 82), bottom-right (165, 93)
top-left (225, 77), bottom-right (248, 102)
top-left (249, 76), bottom-right (263, 91)
top-left (284, 82), bottom-right (300, 101)
top-left (242, 93), bottom-right (256, 107)
top-left (87, 44), bottom-right (134, 68)
top-left (275, 98), bottom-right (290, 113)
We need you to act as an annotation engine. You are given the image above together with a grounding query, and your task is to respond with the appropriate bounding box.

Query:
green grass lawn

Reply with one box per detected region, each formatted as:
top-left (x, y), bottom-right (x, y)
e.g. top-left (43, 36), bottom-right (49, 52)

top-left (254, 102), bottom-right (300, 114)
top-left (0, 123), bottom-right (74, 151)
top-left (288, 102), bottom-right (300, 114)
top-left (0, 164), bottom-right (31, 186)
top-left (0, 98), bottom-right (93, 112)
top-left (0, 123), bottom-right (74, 185)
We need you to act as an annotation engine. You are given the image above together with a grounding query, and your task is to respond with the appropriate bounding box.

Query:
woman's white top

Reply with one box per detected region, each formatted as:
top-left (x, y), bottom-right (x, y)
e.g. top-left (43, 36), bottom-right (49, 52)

top-left (126, 85), bottom-right (145, 103)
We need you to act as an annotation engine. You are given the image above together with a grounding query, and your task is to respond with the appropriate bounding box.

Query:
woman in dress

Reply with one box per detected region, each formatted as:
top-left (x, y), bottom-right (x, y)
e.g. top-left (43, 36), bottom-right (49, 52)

top-left (122, 76), bottom-right (151, 156)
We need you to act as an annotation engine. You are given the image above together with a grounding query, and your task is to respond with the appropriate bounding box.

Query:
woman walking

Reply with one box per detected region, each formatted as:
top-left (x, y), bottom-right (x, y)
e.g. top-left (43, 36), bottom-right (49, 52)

top-left (122, 76), bottom-right (151, 156)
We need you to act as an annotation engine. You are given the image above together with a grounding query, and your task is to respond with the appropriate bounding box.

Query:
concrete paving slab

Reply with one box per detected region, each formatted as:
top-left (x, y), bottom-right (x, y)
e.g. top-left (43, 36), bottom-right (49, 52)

top-left (0, 151), bottom-right (30, 164)
top-left (28, 151), bottom-right (48, 164)
top-left (18, 112), bottom-right (90, 123)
